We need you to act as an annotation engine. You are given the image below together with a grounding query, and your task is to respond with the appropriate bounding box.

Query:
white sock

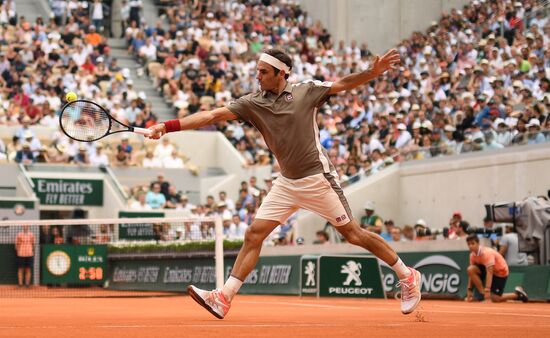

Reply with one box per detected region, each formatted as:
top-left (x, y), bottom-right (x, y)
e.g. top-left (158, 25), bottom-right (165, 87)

top-left (391, 258), bottom-right (411, 280)
top-left (221, 275), bottom-right (243, 302)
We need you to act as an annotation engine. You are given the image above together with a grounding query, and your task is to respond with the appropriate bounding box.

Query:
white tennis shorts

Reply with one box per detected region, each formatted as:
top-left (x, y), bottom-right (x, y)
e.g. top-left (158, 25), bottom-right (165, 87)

top-left (255, 172), bottom-right (353, 226)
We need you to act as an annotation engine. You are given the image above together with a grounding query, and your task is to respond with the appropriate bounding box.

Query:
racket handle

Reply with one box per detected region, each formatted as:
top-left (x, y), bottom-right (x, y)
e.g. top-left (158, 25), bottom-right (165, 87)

top-left (133, 127), bottom-right (152, 136)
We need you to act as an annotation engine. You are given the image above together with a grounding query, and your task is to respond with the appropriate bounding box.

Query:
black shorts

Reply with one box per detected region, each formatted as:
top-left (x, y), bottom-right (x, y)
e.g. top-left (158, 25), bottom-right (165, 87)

top-left (473, 264), bottom-right (507, 298)
top-left (17, 256), bottom-right (34, 268)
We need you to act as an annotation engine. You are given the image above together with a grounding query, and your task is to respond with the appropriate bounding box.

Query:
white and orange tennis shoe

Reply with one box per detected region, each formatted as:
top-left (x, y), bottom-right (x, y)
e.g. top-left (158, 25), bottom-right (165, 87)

top-left (397, 267), bottom-right (422, 314)
top-left (187, 285), bottom-right (231, 319)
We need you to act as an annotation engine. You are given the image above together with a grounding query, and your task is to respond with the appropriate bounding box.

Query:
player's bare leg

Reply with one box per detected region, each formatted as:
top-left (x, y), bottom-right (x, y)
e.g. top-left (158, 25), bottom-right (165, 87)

top-left (225, 219), bottom-right (280, 291)
top-left (188, 218), bottom-right (279, 319)
top-left (336, 219), bottom-right (422, 314)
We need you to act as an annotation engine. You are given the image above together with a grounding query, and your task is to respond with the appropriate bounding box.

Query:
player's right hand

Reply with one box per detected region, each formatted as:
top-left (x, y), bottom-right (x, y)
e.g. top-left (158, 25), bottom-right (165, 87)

top-left (147, 123), bottom-right (166, 139)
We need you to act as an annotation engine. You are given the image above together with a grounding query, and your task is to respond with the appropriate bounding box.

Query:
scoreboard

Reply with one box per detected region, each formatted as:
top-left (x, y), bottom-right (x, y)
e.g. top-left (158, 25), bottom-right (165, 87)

top-left (41, 245), bottom-right (107, 284)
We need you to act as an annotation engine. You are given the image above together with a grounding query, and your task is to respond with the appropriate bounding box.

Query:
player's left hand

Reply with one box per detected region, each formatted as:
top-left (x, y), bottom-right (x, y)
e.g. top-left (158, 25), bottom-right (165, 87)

top-left (371, 49), bottom-right (401, 76)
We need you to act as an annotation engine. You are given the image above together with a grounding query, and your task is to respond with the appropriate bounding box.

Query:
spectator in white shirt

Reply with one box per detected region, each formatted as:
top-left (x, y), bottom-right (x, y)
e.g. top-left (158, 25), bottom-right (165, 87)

top-left (142, 150), bottom-right (162, 168)
top-left (40, 109), bottom-right (58, 128)
top-left (129, 191), bottom-right (152, 210)
top-left (217, 202), bottom-right (233, 221)
top-left (89, 144), bottom-right (109, 166)
top-left (162, 149), bottom-right (184, 168)
top-left (218, 191), bottom-right (235, 213)
top-left (229, 214), bottom-right (248, 239)
top-left (139, 38), bottom-right (157, 62)
top-left (154, 137), bottom-right (175, 160)
top-left (395, 123), bottom-right (412, 148)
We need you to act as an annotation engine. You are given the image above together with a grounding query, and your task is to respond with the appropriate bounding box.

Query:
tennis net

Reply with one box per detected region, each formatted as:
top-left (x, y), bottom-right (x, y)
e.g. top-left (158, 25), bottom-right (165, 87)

top-left (0, 216), bottom-right (236, 298)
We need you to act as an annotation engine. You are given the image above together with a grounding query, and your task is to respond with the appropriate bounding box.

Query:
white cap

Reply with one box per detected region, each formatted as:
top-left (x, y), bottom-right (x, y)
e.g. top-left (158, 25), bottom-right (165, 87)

top-left (421, 120), bottom-right (433, 131)
top-left (364, 201), bottom-right (375, 210)
top-left (493, 118), bottom-right (506, 129)
top-left (416, 219), bottom-right (427, 227)
top-left (512, 80), bottom-right (523, 88)
top-left (527, 119), bottom-right (540, 128)
top-left (444, 125), bottom-right (456, 132)
top-left (411, 104), bottom-right (420, 111)
top-left (412, 121), bottom-right (421, 129)
top-left (397, 123), bottom-right (407, 131)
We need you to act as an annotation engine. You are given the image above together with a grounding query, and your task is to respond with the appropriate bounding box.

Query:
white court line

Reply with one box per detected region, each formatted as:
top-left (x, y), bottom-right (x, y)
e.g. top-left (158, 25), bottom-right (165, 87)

top-left (429, 303), bottom-right (550, 313)
top-left (240, 300), bottom-right (550, 319)
top-left (2, 323), bottom-right (550, 330)
top-left (240, 300), bottom-right (362, 310)
top-left (0, 323), bottom-right (401, 330)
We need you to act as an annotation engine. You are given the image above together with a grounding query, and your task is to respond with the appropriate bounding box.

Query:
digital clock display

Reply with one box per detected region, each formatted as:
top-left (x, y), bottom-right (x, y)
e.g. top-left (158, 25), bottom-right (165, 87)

top-left (78, 267), bottom-right (104, 281)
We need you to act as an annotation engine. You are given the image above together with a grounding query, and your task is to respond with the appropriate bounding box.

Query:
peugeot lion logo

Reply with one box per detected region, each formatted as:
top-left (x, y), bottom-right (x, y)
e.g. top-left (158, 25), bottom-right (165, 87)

top-left (328, 259), bottom-right (374, 295)
top-left (304, 262), bottom-right (316, 287)
top-left (341, 260), bottom-right (362, 286)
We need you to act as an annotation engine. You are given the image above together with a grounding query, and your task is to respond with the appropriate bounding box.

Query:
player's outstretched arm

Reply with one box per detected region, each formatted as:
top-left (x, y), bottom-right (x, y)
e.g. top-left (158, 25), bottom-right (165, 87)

top-left (147, 107), bottom-right (238, 139)
top-left (328, 49), bottom-right (400, 95)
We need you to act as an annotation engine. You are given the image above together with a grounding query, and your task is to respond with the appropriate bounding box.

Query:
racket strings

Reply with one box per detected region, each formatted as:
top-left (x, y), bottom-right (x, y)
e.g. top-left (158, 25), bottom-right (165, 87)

top-left (60, 101), bottom-right (110, 142)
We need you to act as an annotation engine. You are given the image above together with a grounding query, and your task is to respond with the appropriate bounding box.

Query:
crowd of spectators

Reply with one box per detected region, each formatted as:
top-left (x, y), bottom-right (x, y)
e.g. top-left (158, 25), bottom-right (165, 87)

top-left (0, 1), bottom-right (548, 246)
top-left (345, 198), bottom-right (534, 266)
top-left (124, 0), bottom-right (549, 183)
top-left (0, 0), bottom-right (548, 186)
top-left (123, 173), bottom-right (300, 244)
top-left (0, 1), bottom-right (192, 169)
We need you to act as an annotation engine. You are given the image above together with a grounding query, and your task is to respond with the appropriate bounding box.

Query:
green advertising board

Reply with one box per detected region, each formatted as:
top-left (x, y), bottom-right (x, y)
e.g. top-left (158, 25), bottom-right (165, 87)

top-left (41, 245), bottom-right (107, 284)
top-left (505, 265), bottom-right (550, 301)
top-left (378, 251), bottom-right (469, 299)
top-left (300, 255), bottom-right (319, 296)
top-left (318, 255), bottom-right (385, 298)
top-left (108, 255), bottom-right (301, 294)
top-left (117, 211), bottom-right (165, 240)
top-left (0, 244), bottom-right (19, 284)
top-left (232, 256), bottom-right (300, 294)
top-left (32, 178), bottom-right (103, 206)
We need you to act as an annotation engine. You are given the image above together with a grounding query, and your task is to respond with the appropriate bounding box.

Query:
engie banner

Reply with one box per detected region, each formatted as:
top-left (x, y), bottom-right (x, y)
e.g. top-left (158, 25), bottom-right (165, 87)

top-left (378, 251), bottom-right (469, 298)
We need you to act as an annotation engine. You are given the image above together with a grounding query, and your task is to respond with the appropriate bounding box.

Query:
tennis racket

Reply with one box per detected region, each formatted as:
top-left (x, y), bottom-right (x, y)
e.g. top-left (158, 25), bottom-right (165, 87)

top-left (59, 99), bottom-right (151, 142)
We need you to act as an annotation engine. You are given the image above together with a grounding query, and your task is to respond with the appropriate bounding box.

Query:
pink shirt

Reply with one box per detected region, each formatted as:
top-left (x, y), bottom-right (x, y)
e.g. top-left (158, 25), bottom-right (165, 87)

top-left (16, 231), bottom-right (34, 257)
top-left (470, 246), bottom-right (509, 277)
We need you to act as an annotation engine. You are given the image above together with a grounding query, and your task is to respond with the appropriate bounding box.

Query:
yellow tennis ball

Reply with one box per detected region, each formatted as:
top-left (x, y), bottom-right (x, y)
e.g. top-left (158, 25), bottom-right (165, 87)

top-left (66, 92), bottom-right (77, 102)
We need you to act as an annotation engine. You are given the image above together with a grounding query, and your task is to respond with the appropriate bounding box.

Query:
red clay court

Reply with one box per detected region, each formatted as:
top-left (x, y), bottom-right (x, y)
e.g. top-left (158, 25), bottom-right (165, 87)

top-left (1, 295), bottom-right (549, 338)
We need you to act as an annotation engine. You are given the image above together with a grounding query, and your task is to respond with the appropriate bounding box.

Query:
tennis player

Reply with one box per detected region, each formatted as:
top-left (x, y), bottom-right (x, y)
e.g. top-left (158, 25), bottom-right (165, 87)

top-left (147, 48), bottom-right (422, 318)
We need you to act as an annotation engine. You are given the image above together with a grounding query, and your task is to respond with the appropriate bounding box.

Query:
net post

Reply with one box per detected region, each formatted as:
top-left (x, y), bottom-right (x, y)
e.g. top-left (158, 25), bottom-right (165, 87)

top-left (214, 215), bottom-right (224, 289)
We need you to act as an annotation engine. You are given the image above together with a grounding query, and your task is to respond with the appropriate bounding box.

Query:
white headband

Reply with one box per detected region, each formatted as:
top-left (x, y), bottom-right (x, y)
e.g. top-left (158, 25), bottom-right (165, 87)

top-left (259, 53), bottom-right (291, 74)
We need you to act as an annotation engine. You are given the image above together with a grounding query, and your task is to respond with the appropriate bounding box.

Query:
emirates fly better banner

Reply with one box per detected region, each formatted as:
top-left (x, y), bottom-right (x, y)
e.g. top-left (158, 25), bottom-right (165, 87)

top-left (32, 178), bottom-right (103, 206)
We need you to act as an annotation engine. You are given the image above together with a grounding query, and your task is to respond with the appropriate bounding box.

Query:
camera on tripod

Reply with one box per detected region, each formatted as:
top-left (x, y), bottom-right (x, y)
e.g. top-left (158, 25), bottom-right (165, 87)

top-left (470, 227), bottom-right (503, 236)
top-left (415, 227), bottom-right (449, 238)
